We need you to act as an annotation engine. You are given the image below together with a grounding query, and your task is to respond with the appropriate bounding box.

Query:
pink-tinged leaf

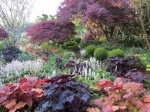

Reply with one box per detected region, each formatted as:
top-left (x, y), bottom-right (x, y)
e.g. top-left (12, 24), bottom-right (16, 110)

top-left (143, 94), bottom-right (150, 103)
top-left (0, 96), bottom-right (7, 103)
top-left (112, 106), bottom-right (120, 111)
top-left (20, 83), bottom-right (31, 92)
top-left (114, 77), bottom-right (124, 86)
top-left (102, 105), bottom-right (113, 112)
top-left (87, 107), bottom-right (101, 112)
top-left (123, 92), bottom-right (133, 99)
top-left (31, 88), bottom-right (43, 94)
top-left (123, 82), bottom-right (143, 92)
top-left (15, 102), bottom-right (26, 109)
top-left (21, 77), bottom-right (38, 87)
top-left (93, 99), bottom-right (103, 107)
top-left (142, 103), bottom-right (150, 112)
top-left (97, 79), bottom-right (112, 88)
top-left (3, 99), bottom-right (16, 109)
top-left (130, 98), bottom-right (143, 108)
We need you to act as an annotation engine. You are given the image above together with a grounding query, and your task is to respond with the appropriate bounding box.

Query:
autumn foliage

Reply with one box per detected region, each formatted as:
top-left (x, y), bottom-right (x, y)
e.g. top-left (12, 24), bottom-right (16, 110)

top-left (0, 77), bottom-right (47, 112)
top-left (0, 27), bottom-right (9, 40)
top-left (26, 20), bottom-right (76, 44)
top-left (89, 77), bottom-right (150, 112)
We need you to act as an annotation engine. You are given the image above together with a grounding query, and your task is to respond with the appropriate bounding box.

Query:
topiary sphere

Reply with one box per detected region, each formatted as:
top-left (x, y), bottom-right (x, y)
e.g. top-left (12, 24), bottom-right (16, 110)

top-left (94, 47), bottom-right (108, 61)
top-left (85, 45), bottom-right (96, 57)
top-left (108, 49), bottom-right (125, 57)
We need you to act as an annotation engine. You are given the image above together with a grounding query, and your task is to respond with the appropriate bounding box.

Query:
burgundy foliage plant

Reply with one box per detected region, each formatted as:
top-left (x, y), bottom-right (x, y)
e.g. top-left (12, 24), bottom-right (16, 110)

top-left (26, 20), bottom-right (76, 44)
top-left (57, 0), bottom-right (136, 41)
top-left (0, 27), bottom-right (9, 40)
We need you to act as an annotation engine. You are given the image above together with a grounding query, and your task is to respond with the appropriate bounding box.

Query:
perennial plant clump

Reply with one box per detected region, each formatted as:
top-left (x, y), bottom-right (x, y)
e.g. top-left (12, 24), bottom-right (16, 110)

top-left (0, 77), bottom-right (47, 112)
top-left (38, 75), bottom-right (91, 112)
top-left (90, 77), bottom-right (150, 111)
top-left (0, 59), bottom-right (45, 83)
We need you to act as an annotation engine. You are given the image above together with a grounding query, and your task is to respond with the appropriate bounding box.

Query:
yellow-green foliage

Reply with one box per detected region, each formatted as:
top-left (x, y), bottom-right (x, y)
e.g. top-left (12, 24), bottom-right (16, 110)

top-left (108, 49), bottom-right (125, 57)
top-left (0, 41), bottom-right (3, 50)
top-left (146, 64), bottom-right (150, 71)
top-left (85, 45), bottom-right (96, 57)
top-left (94, 47), bottom-right (108, 61)
top-left (41, 42), bottom-right (50, 50)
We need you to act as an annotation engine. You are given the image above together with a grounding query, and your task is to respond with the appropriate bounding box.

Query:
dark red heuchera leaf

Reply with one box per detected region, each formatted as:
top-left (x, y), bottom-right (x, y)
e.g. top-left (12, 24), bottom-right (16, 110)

top-left (0, 77), bottom-right (46, 112)
top-left (57, 0), bottom-right (136, 40)
top-left (0, 27), bottom-right (9, 40)
top-left (26, 20), bottom-right (76, 44)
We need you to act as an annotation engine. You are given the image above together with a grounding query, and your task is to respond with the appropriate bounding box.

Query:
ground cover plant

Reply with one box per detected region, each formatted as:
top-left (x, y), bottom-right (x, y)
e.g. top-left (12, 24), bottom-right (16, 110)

top-left (0, 0), bottom-right (150, 112)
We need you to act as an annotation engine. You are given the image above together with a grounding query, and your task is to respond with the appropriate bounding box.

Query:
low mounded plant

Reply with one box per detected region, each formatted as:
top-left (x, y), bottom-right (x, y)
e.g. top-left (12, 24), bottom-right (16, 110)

top-left (2, 46), bottom-right (21, 62)
top-left (108, 48), bottom-right (125, 57)
top-left (94, 47), bottom-right (108, 61)
top-left (0, 77), bottom-right (47, 112)
top-left (86, 45), bottom-right (96, 57)
top-left (38, 75), bottom-right (91, 112)
top-left (90, 77), bottom-right (150, 112)
top-left (106, 56), bottom-right (143, 76)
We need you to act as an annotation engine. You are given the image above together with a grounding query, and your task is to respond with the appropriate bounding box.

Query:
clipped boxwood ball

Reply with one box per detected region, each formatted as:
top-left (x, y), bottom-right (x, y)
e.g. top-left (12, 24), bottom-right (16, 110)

top-left (86, 45), bottom-right (96, 57)
top-left (94, 47), bottom-right (107, 61)
top-left (108, 49), bottom-right (125, 57)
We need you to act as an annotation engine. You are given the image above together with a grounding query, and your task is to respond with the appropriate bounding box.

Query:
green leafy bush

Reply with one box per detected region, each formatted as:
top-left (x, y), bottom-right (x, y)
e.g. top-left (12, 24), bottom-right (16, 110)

top-left (63, 41), bottom-right (79, 50)
top-left (94, 47), bottom-right (107, 61)
top-left (108, 48), bottom-right (125, 57)
top-left (86, 45), bottom-right (96, 57)
top-left (74, 36), bottom-right (81, 43)
top-left (0, 41), bottom-right (3, 50)
top-left (80, 40), bottom-right (100, 49)
top-left (18, 52), bottom-right (35, 62)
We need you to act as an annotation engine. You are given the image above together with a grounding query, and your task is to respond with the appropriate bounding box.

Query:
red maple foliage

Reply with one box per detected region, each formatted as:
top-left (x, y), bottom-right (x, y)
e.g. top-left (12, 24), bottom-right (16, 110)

top-left (83, 29), bottom-right (104, 41)
top-left (0, 77), bottom-right (47, 112)
top-left (26, 20), bottom-right (76, 44)
top-left (0, 27), bottom-right (9, 40)
top-left (57, 0), bottom-right (136, 41)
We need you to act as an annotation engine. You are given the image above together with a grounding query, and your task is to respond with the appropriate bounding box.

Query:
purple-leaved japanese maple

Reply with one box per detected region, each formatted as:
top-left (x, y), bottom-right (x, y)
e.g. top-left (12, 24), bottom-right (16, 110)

top-left (57, 0), bottom-right (136, 41)
top-left (26, 20), bottom-right (76, 44)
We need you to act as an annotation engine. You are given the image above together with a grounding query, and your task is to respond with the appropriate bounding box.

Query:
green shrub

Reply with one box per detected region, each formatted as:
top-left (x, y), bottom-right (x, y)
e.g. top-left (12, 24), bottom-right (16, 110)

top-left (86, 45), bottom-right (96, 57)
top-left (18, 53), bottom-right (35, 62)
top-left (74, 36), bottom-right (81, 43)
top-left (41, 42), bottom-right (50, 50)
top-left (63, 41), bottom-right (79, 50)
top-left (94, 47), bottom-right (108, 61)
top-left (80, 40), bottom-right (100, 49)
top-left (0, 41), bottom-right (3, 50)
top-left (108, 49), bottom-right (125, 57)
top-left (64, 41), bottom-right (77, 46)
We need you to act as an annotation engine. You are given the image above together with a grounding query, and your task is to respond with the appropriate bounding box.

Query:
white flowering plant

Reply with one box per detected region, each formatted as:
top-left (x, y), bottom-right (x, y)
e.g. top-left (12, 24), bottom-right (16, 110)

top-left (0, 59), bottom-right (44, 84)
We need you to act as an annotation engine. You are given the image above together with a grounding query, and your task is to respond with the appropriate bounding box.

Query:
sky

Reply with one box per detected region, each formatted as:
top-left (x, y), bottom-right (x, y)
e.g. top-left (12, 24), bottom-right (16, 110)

top-left (29, 0), bottom-right (63, 22)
